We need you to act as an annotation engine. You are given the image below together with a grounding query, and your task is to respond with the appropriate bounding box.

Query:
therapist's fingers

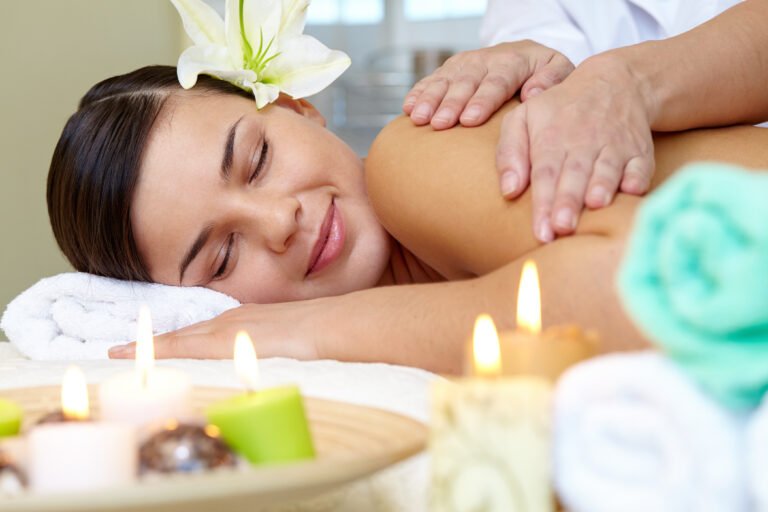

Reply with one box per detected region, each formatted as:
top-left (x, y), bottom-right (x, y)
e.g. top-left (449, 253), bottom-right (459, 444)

top-left (431, 72), bottom-right (484, 129)
top-left (459, 72), bottom-right (521, 127)
top-left (584, 148), bottom-right (626, 209)
top-left (620, 154), bottom-right (655, 195)
top-left (520, 54), bottom-right (575, 102)
top-left (402, 79), bottom-right (428, 115)
top-left (497, 105), bottom-right (531, 198)
top-left (530, 148), bottom-right (565, 243)
top-left (550, 150), bottom-right (599, 236)
top-left (409, 77), bottom-right (451, 125)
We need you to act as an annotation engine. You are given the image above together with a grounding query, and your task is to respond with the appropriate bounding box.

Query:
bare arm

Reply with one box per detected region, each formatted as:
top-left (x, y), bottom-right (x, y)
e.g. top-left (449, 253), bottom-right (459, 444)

top-left (112, 106), bottom-right (768, 371)
top-left (624, 0), bottom-right (768, 131)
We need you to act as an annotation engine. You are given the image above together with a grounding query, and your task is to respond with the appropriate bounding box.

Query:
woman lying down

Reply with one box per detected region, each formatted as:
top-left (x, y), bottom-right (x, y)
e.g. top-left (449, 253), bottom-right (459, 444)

top-left (45, 58), bottom-right (768, 372)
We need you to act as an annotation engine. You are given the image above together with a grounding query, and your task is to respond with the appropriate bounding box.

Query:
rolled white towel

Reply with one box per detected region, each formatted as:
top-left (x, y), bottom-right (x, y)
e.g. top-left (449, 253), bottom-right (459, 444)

top-left (748, 396), bottom-right (768, 511)
top-left (553, 351), bottom-right (750, 512)
top-left (1, 272), bottom-right (239, 360)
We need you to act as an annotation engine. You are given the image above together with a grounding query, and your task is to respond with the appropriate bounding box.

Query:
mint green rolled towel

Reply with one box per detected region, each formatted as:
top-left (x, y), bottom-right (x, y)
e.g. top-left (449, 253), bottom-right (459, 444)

top-left (618, 162), bottom-right (768, 410)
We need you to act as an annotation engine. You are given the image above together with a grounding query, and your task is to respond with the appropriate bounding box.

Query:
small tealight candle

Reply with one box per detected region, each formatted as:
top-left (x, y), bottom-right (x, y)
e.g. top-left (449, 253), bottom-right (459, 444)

top-left (0, 398), bottom-right (22, 438)
top-left (496, 260), bottom-right (598, 380)
top-left (28, 367), bottom-right (137, 494)
top-left (99, 305), bottom-right (192, 427)
top-left (205, 331), bottom-right (315, 465)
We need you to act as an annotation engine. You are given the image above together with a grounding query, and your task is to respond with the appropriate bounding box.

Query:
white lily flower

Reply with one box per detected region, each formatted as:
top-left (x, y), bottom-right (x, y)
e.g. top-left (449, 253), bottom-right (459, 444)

top-left (170, 0), bottom-right (351, 108)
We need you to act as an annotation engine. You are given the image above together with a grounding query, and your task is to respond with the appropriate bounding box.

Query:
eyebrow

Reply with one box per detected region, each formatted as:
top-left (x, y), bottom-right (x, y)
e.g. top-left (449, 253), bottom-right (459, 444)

top-left (178, 224), bottom-right (214, 284)
top-left (221, 115), bottom-right (245, 180)
top-left (177, 116), bottom-right (246, 284)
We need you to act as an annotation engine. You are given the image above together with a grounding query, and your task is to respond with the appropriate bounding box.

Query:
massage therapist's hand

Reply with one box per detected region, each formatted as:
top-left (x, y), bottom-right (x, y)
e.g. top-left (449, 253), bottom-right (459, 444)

top-left (499, 54), bottom-right (657, 241)
top-left (108, 303), bottom-right (321, 360)
top-left (403, 41), bottom-right (574, 130)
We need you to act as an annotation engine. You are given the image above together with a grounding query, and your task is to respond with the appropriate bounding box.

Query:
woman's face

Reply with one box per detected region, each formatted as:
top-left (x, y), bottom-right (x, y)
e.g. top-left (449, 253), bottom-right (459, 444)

top-left (131, 92), bottom-right (391, 303)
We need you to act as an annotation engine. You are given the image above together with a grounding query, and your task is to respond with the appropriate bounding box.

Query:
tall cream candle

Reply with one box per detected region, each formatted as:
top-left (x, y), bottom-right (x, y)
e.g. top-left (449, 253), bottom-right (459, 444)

top-left (431, 260), bottom-right (596, 512)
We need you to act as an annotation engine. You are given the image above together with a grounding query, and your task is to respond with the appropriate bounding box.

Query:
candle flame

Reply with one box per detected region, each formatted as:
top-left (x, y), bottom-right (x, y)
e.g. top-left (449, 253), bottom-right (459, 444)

top-left (516, 260), bottom-right (541, 334)
top-left (234, 331), bottom-right (259, 391)
top-left (472, 314), bottom-right (502, 377)
top-left (61, 366), bottom-right (89, 420)
top-left (135, 305), bottom-right (155, 388)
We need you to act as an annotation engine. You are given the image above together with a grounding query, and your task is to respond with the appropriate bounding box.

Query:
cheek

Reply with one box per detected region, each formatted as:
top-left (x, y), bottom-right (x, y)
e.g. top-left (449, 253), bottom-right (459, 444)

top-left (211, 255), bottom-right (297, 304)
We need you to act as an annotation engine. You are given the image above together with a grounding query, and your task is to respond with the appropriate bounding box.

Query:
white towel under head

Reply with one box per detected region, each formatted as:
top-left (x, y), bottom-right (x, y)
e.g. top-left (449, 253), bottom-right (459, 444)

top-left (1, 272), bottom-right (240, 360)
top-left (553, 351), bottom-right (750, 512)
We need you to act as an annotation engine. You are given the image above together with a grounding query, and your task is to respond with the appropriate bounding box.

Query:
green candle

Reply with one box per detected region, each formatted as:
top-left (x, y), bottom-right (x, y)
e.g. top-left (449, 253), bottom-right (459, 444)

top-left (0, 398), bottom-right (22, 438)
top-left (206, 385), bottom-right (315, 464)
top-left (205, 332), bottom-right (314, 464)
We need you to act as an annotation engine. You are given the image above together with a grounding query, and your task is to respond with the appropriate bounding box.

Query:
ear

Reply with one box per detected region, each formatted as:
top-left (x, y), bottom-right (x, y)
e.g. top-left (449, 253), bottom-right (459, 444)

top-left (272, 94), bottom-right (326, 127)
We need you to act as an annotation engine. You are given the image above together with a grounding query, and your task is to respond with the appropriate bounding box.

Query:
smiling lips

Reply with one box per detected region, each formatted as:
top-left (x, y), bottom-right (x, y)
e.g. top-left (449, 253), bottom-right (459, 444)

top-left (306, 200), bottom-right (346, 276)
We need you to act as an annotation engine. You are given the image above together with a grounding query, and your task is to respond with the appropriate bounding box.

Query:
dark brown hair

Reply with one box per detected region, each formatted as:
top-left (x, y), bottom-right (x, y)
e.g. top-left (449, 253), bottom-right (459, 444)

top-left (47, 65), bottom-right (251, 281)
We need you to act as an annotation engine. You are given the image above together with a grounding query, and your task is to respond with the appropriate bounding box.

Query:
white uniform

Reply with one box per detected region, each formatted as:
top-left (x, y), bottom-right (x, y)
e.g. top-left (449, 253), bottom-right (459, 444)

top-left (480, 0), bottom-right (743, 65)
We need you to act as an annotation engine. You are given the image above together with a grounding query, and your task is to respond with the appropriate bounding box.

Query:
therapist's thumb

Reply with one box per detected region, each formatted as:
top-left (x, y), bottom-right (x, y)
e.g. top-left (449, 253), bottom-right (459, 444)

top-left (520, 54), bottom-right (574, 101)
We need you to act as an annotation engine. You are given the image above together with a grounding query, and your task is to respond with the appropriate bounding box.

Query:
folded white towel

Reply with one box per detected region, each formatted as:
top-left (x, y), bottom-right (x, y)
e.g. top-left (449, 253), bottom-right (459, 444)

top-left (553, 351), bottom-right (750, 512)
top-left (1, 273), bottom-right (239, 360)
top-left (748, 396), bottom-right (768, 511)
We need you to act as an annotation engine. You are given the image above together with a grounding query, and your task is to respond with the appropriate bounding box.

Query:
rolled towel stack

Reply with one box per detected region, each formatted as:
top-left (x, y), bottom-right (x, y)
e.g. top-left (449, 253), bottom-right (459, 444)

top-left (748, 396), bottom-right (768, 511)
top-left (1, 272), bottom-right (239, 360)
top-left (618, 163), bottom-right (768, 410)
top-left (553, 351), bottom-right (750, 512)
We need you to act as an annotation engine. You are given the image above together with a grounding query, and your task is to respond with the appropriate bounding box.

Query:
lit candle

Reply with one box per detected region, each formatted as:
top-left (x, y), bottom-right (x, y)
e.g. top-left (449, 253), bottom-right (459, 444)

top-left (205, 331), bottom-right (315, 465)
top-left (99, 305), bottom-right (192, 427)
top-left (28, 367), bottom-right (137, 494)
top-left (0, 398), bottom-right (22, 438)
top-left (497, 260), bottom-right (598, 380)
top-left (431, 317), bottom-right (554, 511)
top-left (431, 260), bottom-right (596, 512)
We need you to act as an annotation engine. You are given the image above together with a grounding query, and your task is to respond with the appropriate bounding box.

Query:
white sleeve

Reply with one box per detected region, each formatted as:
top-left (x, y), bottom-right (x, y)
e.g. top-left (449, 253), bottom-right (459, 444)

top-left (479, 0), bottom-right (594, 65)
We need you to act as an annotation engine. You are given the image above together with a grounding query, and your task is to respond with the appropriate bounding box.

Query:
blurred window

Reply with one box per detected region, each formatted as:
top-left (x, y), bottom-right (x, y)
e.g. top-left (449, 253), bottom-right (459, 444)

top-left (405, 0), bottom-right (487, 20)
top-left (307, 0), bottom-right (384, 24)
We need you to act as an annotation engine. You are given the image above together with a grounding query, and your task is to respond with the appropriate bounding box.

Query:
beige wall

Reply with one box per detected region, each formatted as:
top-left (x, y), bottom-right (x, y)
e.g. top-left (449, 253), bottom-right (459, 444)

top-left (0, 1), bottom-right (181, 332)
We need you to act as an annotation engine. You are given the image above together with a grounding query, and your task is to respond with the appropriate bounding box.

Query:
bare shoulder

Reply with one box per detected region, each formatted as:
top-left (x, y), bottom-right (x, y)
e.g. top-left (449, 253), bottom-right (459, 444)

top-left (364, 105), bottom-right (768, 279)
top-left (365, 102), bottom-right (536, 279)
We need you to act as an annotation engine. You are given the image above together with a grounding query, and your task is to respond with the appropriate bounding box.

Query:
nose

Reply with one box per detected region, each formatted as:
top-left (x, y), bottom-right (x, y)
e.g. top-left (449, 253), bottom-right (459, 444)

top-left (242, 193), bottom-right (301, 254)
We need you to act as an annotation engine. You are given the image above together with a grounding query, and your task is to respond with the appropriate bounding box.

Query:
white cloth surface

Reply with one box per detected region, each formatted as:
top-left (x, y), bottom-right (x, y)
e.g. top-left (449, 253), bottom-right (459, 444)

top-left (553, 351), bottom-right (750, 512)
top-left (1, 272), bottom-right (240, 360)
top-left (480, 0), bottom-right (741, 65)
top-left (748, 395), bottom-right (768, 511)
top-left (0, 343), bottom-right (436, 512)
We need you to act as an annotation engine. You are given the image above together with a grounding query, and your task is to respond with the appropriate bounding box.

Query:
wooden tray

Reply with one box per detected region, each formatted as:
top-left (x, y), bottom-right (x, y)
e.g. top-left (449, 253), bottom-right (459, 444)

top-left (0, 386), bottom-right (427, 512)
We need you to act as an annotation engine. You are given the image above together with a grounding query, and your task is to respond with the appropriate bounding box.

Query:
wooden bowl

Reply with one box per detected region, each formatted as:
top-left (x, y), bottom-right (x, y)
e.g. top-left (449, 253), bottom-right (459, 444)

top-left (0, 386), bottom-right (427, 512)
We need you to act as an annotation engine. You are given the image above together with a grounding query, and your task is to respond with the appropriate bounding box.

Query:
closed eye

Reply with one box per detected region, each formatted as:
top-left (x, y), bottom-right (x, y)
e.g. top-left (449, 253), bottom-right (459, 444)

top-left (249, 139), bottom-right (269, 183)
top-left (212, 234), bottom-right (235, 280)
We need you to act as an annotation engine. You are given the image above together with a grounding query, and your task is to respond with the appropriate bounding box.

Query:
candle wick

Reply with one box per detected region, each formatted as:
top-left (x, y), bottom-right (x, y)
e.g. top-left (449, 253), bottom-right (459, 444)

top-left (140, 368), bottom-right (149, 389)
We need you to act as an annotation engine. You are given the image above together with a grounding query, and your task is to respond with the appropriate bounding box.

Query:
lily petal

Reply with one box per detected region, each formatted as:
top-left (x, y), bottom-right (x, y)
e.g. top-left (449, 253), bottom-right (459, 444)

top-left (266, 35), bottom-right (351, 99)
top-left (170, 0), bottom-right (226, 46)
top-left (241, 0), bottom-right (282, 65)
top-left (224, 0), bottom-right (245, 68)
top-left (177, 44), bottom-right (256, 89)
top-left (279, 0), bottom-right (309, 37)
top-left (249, 82), bottom-right (281, 109)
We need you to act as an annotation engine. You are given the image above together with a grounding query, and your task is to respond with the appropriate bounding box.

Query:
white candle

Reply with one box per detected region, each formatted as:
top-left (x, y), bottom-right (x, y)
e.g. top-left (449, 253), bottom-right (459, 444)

top-left (431, 317), bottom-right (554, 512)
top-left (28, 367), bottom-right (137, 494)
top-left (99, 306), bottom-right (192, 427)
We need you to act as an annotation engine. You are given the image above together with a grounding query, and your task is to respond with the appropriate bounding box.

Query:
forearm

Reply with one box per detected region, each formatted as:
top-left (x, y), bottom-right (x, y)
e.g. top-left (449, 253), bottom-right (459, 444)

top-left (316, 232), bottom-right (648, 374)
top-left (589, 0), bottom-right (768, 131)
